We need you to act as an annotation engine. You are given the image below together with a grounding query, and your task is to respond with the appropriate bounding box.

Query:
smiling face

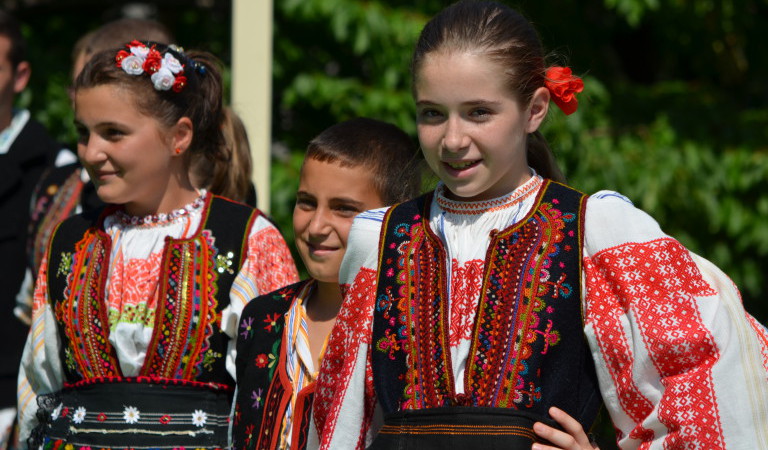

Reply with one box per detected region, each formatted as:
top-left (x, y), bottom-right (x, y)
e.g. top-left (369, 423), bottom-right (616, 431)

top-left (293, 157), bottom-right (385, 283)
top-left (75, 84), bottom-right (192, 216)
top-left (415, 50), bottom-right (548, 201)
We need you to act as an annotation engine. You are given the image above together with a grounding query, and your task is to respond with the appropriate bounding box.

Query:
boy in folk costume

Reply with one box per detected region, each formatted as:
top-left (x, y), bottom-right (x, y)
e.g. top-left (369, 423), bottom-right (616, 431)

top-left (232, 117), bottom-right (422, 449)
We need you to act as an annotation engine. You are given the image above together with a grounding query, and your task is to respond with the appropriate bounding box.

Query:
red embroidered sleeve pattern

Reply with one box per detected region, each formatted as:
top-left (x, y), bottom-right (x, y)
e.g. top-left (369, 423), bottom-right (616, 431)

top-left (448, 258), bottom-right (485, 346)
top-left (248, 226), bottom-right (299, 295)
top-left (585, 237), bottom-right (725, 447)
top-left (747, 315), bottom-right (768, 373)
top-left (32, 255), bottom-right (49, 312)
top-left (314, 267), bottom-right (377, 450)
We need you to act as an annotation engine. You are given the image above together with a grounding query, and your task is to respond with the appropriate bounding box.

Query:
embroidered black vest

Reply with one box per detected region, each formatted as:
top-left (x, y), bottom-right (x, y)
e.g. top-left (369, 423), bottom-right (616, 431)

top-left (233, 280), bottom-right (314, 450)
top-left (372, 181), bottom-right (601, 429)
top-left (46, 195), bottom-right (258, 386)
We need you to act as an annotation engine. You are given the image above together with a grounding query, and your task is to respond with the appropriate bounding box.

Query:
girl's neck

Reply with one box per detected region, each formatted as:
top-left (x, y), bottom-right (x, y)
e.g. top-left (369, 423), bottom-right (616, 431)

top-left (306, 279), bottom-right (343, 322)
top-left (124, 181), bottom-right (200, 218)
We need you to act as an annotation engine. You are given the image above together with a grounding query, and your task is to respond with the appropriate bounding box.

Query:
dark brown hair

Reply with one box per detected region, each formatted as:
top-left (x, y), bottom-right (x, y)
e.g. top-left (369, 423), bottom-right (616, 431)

top-left (191, 106), bottom-right (254, 203)
top-left (0, 10), bottom-right (26, 69)
top-left (73, 42), bottom-right (226, 163)
top-left (305, 117), bottom-right (422, 205)
top-left (411, 0), bottom-right (565, 182)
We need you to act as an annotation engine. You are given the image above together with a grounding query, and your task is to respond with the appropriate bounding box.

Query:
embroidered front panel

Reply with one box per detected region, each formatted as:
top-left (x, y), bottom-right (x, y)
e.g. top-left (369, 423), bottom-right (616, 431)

top-left (105, 250), bottom-right (162, 329)
top-left (465, 198), bottom-right (578, 408)
top-left (373, 184), bottom-right (596, 421)
top-left (449, 259), bottom-right (485, 346)
top-left (373, 204), bottom-right (454, 411)
top-left (54, 230), bottom-right (120, 379)
top-left (142, 234), bottom-right (220, 379)
top-left (585, 237), bottom-right (724, 447)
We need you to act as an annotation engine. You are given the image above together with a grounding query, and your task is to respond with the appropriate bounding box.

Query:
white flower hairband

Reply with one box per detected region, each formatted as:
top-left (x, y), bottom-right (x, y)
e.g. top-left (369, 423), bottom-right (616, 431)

top-left (115, 40), bottom-right (190, 92)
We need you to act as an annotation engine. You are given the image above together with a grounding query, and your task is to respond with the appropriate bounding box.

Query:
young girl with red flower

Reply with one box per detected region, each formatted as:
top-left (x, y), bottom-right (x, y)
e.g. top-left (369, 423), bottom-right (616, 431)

top-left (313, 1), bottom-right (768, 449)
top-left (17, 41), bottom-right (299, 450)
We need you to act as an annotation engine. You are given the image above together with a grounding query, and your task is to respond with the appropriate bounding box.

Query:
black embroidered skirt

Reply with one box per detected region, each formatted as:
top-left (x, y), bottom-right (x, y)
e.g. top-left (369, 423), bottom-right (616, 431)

top-left (367, 407), bottom-right (556, 450)
top-left (34, 377), bottom-right (232, 450)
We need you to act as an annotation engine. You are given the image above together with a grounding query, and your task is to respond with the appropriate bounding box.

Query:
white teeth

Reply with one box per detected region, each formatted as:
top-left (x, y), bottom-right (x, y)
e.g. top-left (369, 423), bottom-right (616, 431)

top-left (447, 161), bottom-right (475, 169)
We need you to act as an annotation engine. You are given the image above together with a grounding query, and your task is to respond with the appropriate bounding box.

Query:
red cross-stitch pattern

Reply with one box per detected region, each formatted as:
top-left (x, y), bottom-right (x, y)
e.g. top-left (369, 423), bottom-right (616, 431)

top-left (448, 258), bottom-right (484, 346)
top-left (108, 250), bottom-right (162, 312)
top-left (586, 238), bottom-right (725, 448)
top-left (586, 255), bottom-right (655, 443)
top-left (315, 268), bottom-right (377, 450)
top-left (248, 226), bottom-right (300, 295)
top-left (747, 315), bottom-right (768, 375)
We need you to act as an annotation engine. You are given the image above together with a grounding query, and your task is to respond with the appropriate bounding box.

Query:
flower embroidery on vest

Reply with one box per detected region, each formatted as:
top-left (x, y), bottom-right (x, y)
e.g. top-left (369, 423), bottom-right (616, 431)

top-left (215, 251), bottom-right (235, 274)
top-left (57, 251), bottom-right (72, 278)
top-left (123, 406), bottom-right (140, 424)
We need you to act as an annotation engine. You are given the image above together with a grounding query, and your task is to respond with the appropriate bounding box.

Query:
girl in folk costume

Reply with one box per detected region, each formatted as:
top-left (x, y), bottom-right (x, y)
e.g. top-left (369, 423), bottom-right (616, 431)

top-left (17, 41), bottom-right (298, 450)
top-left (232, 118), bottom-right (422, 450)
top-left (312, 1), bottom-right (768, 449)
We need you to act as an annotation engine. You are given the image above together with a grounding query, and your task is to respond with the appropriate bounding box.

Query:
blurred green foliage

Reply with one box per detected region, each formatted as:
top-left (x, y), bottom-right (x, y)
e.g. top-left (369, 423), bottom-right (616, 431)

top-left (9, 0), bottom-right (767, 446)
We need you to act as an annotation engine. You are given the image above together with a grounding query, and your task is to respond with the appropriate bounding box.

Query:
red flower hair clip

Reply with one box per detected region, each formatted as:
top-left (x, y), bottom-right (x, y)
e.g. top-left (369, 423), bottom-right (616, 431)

top-left (544, 66), bottom-right (584, 115)
top-left (115, 40), bottom-right (188, 93)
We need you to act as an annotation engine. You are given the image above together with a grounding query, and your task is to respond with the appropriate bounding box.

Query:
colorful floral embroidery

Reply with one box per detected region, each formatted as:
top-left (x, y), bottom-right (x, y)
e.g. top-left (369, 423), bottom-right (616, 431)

top-left (263, 313), bottom-right (281, 333)
top-left (369, 183), bottom-right (588, 419)
top-left (72, 406), bottom-right (86, 424)
top-left (251, 389), bottom-right (263, 409)
top-left (203, 350), bottom-right (222, 372)
top-left (254, 353), bottom-right (268, 368)
top-left (123, 406), bottom-right (140, 424)
top-left (57, 252), bottom-right (73, 278)
top-left (240, 316), bottom-right (255, 339)
top-left (215, 251), bottom-right (235, 274)
top-left (142, 237), bottom-right (219, 379)
top-left (191, 409), bottom-right (208, 427)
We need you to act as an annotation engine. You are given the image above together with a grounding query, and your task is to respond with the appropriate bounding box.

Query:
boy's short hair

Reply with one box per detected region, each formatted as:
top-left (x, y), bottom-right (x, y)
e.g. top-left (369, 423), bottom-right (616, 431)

top-left (0, 11), bottom-right (26, 69)
top-left (306, 117), bottom-right (422, 205)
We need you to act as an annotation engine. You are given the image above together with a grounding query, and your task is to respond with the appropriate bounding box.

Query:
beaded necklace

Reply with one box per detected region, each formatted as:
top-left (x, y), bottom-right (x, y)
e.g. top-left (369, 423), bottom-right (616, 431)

top-left (114, 191), bottom-right (206, 226)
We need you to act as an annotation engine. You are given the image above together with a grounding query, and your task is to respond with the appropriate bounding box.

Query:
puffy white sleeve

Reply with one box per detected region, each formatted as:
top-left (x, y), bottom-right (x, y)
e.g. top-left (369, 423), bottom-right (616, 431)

top-left (313, 208), bottom-right (388, 450)
top-left (221, 215), bottom-right (299, 381)
top-left (582, 191), bottom-right (768, 449)
top-left (17, 257), bottom-right (64, 449)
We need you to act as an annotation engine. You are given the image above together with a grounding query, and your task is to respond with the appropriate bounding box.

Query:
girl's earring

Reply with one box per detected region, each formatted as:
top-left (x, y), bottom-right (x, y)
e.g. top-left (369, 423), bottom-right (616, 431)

top-left (175, 148), bottom-right (182, 155)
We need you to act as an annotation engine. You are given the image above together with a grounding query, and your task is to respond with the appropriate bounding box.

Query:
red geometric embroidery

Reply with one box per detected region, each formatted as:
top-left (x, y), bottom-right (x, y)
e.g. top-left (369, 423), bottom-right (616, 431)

top-left (249, 227), bottom-right (300, 295)
top-left (448, 258), bottom-right (484, 346)
top-left (586, 237), bottom-right (724, 448)
top-left (747, 315), bottom-right (768, 374)
top-left (107, 251), bottom-right (163, 313)
top-left (314, 268), bottom-right (377, 449)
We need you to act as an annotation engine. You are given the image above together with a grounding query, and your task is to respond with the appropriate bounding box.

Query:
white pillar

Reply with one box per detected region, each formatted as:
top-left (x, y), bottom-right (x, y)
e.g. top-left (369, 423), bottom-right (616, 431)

top-left (231, 0), bottom-right (272, 212)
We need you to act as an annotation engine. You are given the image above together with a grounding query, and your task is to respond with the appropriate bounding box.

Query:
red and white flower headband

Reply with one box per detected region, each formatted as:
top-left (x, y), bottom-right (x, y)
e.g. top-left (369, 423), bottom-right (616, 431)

top-left (115, 40), bottom-right (188, 92)
top-left (544, 66), bottom-right (584, 115)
